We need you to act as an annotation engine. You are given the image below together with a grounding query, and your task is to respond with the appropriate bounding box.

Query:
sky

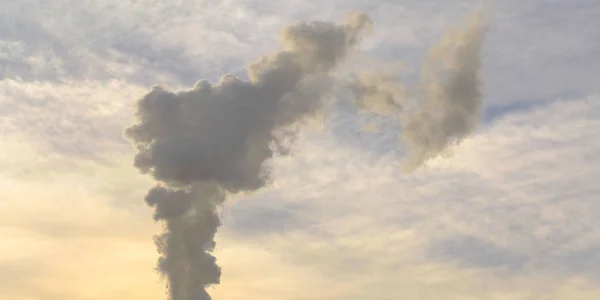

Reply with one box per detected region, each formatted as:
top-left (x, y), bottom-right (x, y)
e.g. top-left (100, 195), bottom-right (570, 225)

top-left (1, 0), bottom-right (599, 299)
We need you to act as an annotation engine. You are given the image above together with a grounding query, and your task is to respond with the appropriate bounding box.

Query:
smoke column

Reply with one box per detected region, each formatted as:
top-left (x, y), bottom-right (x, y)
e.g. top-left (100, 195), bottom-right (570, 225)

top-left (125, 13), bottom-right (372, 300)
top-left (353, 10), bottom-right (489, 170)
top-left (125, 9), bottom-right (488, 300)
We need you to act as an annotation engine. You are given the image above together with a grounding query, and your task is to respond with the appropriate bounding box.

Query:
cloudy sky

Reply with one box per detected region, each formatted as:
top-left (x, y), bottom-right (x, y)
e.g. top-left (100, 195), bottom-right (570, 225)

top-left (1, 0), bottom-right (600, 299)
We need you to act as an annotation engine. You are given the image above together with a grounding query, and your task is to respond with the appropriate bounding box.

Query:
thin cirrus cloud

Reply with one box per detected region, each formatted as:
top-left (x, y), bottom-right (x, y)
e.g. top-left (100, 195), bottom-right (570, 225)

top-left (0, 0), bottom-right (599, 299)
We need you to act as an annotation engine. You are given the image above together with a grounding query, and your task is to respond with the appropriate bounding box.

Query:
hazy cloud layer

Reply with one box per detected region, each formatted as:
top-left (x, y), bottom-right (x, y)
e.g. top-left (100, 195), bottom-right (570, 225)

top-left (2, 0), bottom-right (598, 105)
top-left (1, 0), bottom-right (599, 299)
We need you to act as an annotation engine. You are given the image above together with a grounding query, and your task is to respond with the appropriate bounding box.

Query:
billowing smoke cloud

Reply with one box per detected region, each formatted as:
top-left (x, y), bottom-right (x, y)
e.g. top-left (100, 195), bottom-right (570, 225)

top-left (353, 11), bottom-right (489, 170)
top-left (125, 13), bottom-right (372, 300)
top-left (125, 9), bottom-right (488, 300)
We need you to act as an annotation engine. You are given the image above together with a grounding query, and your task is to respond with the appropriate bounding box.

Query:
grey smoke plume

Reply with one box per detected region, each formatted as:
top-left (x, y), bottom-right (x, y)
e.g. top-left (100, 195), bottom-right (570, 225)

top-left (353, 11), bottom-right (488, 170)
top-left (125, 12), bottom-right (372, 300)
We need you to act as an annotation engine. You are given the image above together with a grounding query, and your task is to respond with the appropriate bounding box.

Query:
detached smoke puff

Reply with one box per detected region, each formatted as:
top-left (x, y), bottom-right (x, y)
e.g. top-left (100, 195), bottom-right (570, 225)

top-left (351, 71), bottom-right (404, 115)
top-left (404, 11), bottom-right (488, 170)
top-left (354, 11), bottom-right (489, 171)
top-left (125, 12), bottom-right (372, 300)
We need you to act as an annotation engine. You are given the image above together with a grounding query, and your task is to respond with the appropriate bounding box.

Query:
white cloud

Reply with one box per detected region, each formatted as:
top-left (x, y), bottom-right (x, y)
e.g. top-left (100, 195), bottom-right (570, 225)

top-left (0, 79), bottom-right (145, 182)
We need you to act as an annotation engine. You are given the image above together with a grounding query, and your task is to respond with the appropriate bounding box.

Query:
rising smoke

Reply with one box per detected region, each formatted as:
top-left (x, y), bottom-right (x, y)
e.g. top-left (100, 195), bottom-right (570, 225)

top-left (125, 12), bottom-right (373, 300)
top-left (126, 9), bottom-right (488, 300)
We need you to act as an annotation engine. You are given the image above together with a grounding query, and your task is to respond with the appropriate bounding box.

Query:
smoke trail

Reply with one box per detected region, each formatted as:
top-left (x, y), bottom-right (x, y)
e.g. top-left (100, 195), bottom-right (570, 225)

top-left (125, 13), bottom-right (372, 300)
top-left (353, 11), bottom-right (489, 170)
